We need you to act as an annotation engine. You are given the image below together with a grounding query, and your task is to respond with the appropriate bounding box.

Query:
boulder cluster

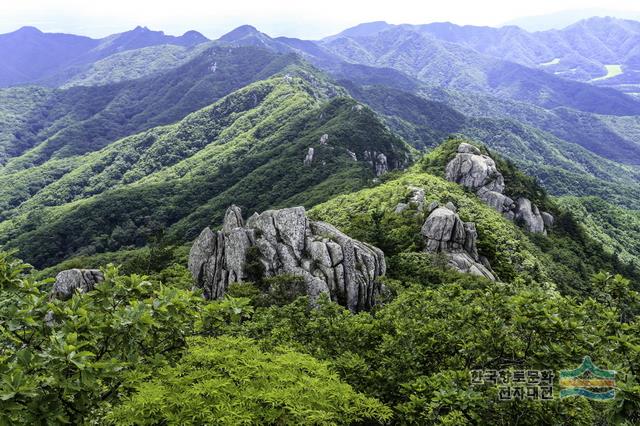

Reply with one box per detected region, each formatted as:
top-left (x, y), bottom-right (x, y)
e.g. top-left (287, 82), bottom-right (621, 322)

top-left (188, 205), bottom-right (386, 312)
top-left (48, 143), bottom-right (553, 308)
top-left (445, 143), bottom-right (553, 234)
top-left (421, 202), bottom-right (495, 280)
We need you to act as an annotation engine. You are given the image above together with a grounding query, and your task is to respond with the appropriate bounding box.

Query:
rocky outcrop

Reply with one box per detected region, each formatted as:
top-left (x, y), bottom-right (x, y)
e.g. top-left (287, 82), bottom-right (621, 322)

top-left (541, 211), bottom-right (554, 228)
top-left (445, 143), bottom-right (553, 234)
top-left (514, 198), bottom-right (545, 233)
top-left (189, 205), bottom-right (386, 312)
top-left (303, 147), bottom-right (314, 166)
top-left (51, 269), bottom-right (104, 300)
top-left (363, 150), bottom-right (389, 176)
top-left (445, 143), bottom-right (504, 193)
top-left (421, 203), bottom-right (495, 280)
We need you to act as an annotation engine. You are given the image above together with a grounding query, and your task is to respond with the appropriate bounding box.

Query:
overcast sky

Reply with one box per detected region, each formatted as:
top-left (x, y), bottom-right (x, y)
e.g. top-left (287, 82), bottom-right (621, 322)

top-left (1, 0), bottom-right (640, 39)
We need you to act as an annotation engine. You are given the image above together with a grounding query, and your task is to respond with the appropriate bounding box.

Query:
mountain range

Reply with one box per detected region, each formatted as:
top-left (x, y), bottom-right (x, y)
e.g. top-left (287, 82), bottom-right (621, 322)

top-left (1, 18), bottom-right (639, 271)
top-left (3, 14), bottom-right (640, 424)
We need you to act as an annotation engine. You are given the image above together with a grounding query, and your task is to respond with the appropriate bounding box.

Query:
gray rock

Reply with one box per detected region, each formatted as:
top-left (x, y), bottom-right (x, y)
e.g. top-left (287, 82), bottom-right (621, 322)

top-left (477, 188), bottom-right (514, 214)
top-left (421, 205), bottom-right (496, 281)
top-left (320, 134), bottom-right (329, 145)
top-left (515, 198), bottom-right (545, 233)
top-left (421, 207), bottom-right (466, 252)
top-left (394, 203), bottom-right (409, 214)
top-left (445, 143), bottom-right (548, 235)
top-left (407, 186), bottom-right (426, 210)
top-left (51, 269), bottom-right (104, 300)
top-left (303, 147), bottom-right (314, 166)
top-left (445, 202), bottom-right (457, 213)
top-left (346, 149), bottom-right (357, 161)
top-left (364, 150), bottom-right (389, 176)
top-left (189, 206), bottom-right (386, 312)
top-left (427, 201), bottom-right (439, 213)
top-left (445, 149), bottom-right (504, 193)
top-left (448, 252), bottom-right (495, 280)
top-left (457, 142), bottom-right (481, 155)
top-left (463, 222), bottom-right (479, 261)
top-left (223, 204), bottom-right (244, 233)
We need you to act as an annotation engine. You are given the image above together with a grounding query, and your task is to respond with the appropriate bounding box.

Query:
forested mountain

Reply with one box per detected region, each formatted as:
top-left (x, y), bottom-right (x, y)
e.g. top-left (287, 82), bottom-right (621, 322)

top-left (0, 74), bottom-right (410, 268)
top-left (0, 26), bottom-right (208, 87)
top-left (2, 15), bottom-right (640, 425)
top-left (328, 17), bottom-right (640, 96)
top-left (0, 45), bottom-right (299, 166)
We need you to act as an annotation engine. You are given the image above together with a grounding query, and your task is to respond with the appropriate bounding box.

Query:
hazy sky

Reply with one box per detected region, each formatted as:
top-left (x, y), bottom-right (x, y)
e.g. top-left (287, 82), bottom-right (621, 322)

top-left (1, 0), bottom-right (640, 39)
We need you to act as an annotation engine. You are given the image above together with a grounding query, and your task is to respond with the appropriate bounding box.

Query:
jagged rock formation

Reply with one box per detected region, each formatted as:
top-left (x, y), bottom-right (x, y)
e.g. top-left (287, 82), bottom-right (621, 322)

top-left (189, 205), bottom-right (386, 312)
top-left (514, 197), bottom-right (545, 233)
top-left (445, 143), bottom-right (505, 192)
top-left (421, 203), bottom-right (495, 280)
top-left (445, 143), bottom-right (553, 234)
top-left (51, 269), bottom-right (104, 300)
top-left (363, 150), bottom-right (389, 176)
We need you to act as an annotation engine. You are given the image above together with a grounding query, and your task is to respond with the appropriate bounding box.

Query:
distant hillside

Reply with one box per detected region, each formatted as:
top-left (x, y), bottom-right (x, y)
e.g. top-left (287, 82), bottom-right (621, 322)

top-left (0, 75), bottom-right (411, 268)
top-left (0, 45), bottom-right (298, 168)
top-left (505, 9), bottom-right (640, 31)
top-left (0, 26), bottom-right (208, 87)
top-left (326, 18), bottom-right (640, 96)
top-left (343, 83), bottom-right (640, 209)
top-left (318, 24), bottom-right (640, 115)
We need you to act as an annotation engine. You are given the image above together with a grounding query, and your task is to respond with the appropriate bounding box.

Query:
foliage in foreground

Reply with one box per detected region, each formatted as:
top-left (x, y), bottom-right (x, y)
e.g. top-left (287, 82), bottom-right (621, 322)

top-left (0, 252), bottom-right (382, 424)
top-left (107, 336), bottom-right (391, 425)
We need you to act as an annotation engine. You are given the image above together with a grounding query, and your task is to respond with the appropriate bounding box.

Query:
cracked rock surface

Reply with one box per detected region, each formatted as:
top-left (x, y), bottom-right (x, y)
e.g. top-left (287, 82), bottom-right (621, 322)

top-left (421, 203), bottom-right (495, 281)
top-left (445, 143), bottom-right (553, 234)
top-left (189, 205), bottom-right (386, 312)
top-left (51, 269), bottom-right (104, 300)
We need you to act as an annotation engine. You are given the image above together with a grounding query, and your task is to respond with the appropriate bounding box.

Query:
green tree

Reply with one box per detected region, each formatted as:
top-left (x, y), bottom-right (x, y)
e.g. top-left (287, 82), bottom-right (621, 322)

top-left (107, 336), bottom-right (392, 425)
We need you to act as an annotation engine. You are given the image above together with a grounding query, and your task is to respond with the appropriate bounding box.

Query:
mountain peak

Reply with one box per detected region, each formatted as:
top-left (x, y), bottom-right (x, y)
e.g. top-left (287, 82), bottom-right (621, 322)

top-left (218, 25), bottom-right (262, 42)
top-left (14, 26), bottom-right (43, 35)
top-left (330, 21), bottom-right (393, 39)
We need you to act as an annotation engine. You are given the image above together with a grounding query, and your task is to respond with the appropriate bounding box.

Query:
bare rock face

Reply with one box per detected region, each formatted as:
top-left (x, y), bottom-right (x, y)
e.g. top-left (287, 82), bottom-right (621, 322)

top-left (189, 205), bottom-right (386, 312)
top-left (514, 198), bottom-right (545, 234)
top-left (51, 269), bottom-right (104, 300)
top-left (422, 207), bottom-right (466, 252)
top-left (303, 147), bottom-right (314, 165)
top-left (421, 204), bottom-right (495, 281)
top-left (476, 187), bottom-right (514, 215)
top-left (445, 143), bottom-right (552, 234)
top-left (445, 143), bottom-right (505, 193)
top-left (363, 150), bottom-right (389, 176)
